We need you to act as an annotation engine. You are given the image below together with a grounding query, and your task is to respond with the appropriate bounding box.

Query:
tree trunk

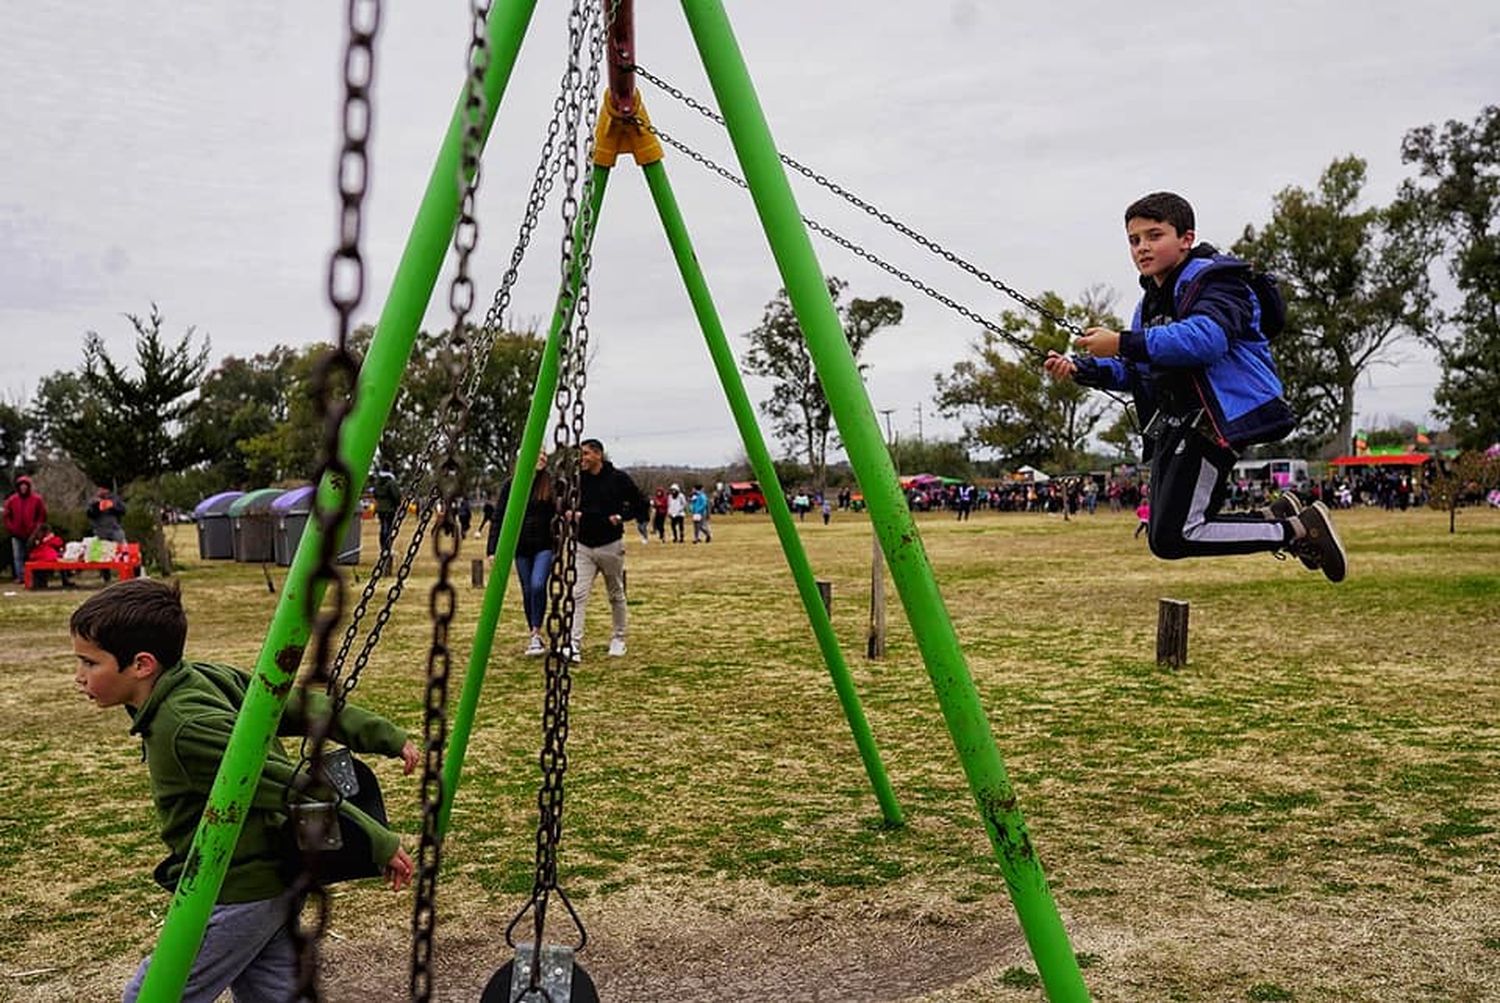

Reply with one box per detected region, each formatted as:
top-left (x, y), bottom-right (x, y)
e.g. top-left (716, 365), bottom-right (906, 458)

top-left (1334, 387), bottom-right (1356, 458)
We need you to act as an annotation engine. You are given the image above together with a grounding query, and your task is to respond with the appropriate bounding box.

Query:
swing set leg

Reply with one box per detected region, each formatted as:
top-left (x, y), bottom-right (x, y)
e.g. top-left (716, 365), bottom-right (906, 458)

top-left (681, 1), bottom-right (1090, 998)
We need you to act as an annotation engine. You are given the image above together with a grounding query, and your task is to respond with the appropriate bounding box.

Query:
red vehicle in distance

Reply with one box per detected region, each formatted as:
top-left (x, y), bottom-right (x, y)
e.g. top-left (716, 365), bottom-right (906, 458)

top-left (728, 481), bottom-right (767, 513)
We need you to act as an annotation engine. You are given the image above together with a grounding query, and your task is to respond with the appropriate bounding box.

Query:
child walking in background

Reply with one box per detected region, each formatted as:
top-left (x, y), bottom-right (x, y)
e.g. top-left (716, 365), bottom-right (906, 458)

top-left (1134, 500), bottom-right (1151, 539)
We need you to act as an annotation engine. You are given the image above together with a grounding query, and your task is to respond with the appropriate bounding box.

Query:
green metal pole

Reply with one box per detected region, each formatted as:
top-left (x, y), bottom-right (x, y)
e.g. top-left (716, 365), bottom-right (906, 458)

top-left (641, 158), bottom-right (902, 827)
top-left (678, 3), bottom-right (1089, 1000)
top-left (137, 4), bottom-right (541, 999)
top-left (440, 166), bottom-right (610, 839)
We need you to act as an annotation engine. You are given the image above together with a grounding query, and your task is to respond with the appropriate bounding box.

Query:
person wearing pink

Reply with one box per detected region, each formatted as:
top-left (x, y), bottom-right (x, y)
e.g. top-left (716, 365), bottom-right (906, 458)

top-left (1135, 500), bottom-right (1151, 539)
top-left (4, 475), bottom-right (48, 581)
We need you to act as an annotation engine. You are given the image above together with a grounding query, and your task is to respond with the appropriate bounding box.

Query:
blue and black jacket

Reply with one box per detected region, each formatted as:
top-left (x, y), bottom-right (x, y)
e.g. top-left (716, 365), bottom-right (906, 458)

top-left (1073, 244), bottom-right (1295, 451)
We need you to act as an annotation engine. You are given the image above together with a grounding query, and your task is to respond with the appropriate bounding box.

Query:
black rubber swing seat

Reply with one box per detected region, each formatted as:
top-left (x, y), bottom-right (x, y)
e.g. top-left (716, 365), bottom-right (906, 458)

top-left (481, 957), bottom-right (598, 1003)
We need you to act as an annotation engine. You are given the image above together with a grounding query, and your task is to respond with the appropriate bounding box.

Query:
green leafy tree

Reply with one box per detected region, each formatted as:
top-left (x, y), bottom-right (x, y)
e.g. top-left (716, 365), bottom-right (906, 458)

top-left (887, 437), bottom-right (973, 480)
top-left (742, 277), bottom-right (903, 489)
top-left (367, 324), bottom-right (544, 490)
top-left (1399, 106), bottom-right (1500, 448)
top-left (181, 345), bottom-right (306, 486)
top-left (0, 400), bottom-right (33, 481)
top-left (1234, 156), bottom-right (1434, 456)
top-left (31, 305), bottom-right (210, 486)
top-left (1097, 408), bottom-right (1140, 462)
top-left (933, 289), bottom-right (1121, 470)
top-left (459, 327), bottom-right (545, 486)
top-left (1427, 450), bottom-right (1500, 534)
top-left (238, 345), bottom-right (337, 486)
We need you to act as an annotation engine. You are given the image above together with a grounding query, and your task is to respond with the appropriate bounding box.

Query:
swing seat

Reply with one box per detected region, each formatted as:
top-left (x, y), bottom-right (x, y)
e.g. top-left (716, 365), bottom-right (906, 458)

top-left (481, 943), bottom-right (598, 1003)
top-left (281, 749), bottom-right (390, 885)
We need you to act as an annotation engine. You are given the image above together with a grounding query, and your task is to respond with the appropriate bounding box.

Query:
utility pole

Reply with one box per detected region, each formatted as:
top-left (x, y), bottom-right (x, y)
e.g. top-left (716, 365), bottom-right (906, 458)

top-left (914, 401), bottom-right (924, 443)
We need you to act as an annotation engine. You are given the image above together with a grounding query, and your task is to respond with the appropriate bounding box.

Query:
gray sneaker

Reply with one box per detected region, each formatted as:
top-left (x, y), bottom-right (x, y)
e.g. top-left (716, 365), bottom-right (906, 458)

top-left (1263, 491), bottom-right (1303, 521)
top-left (1289, 501), bottom-right (1346, 583)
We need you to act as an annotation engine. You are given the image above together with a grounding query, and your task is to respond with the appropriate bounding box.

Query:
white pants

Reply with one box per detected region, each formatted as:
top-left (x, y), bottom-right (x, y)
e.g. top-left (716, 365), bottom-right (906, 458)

top-left (571, 539), bottom-right (627, 648)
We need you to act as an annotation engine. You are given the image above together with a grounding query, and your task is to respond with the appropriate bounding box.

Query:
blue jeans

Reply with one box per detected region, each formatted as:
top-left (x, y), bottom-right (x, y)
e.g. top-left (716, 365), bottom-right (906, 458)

top-left (515, 549), bottom-right (555, 630)
top-left (10, 537), bottom-right (26, 581)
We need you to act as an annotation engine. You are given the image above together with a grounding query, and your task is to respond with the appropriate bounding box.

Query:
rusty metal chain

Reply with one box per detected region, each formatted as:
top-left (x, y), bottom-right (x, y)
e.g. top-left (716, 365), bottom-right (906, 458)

top-left (326, 49), bottom-right (579, 715)
top-left (463, 65), bottom-right (572, 406)
top-left (289, 0), bottom-right (382, 999)
top-left (633, 64), bottom-right (1088, 339)
top-left (506, 2), bottom-right (606, 996)
top-left (409, 0), bottom-right (492, 998)
top-left (638, 118), bottom-right (1055, 362)
top-left (324, 488), bottom-right (436, 712)
top-left (633, 112), bottom-right (1138, 423)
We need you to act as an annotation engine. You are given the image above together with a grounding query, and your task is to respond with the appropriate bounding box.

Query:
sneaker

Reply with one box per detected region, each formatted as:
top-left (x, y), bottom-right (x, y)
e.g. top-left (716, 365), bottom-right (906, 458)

top-left (607, 637), bottom-right (627, 658)
top-left (566, 647), bottom-right (582, 664)
top-left (525, 635), bottom-right (545, 657)
top-left (1263, 491), bottom-right (1304, 521)
top-left (1289, 501), bottom-right (1346, 583)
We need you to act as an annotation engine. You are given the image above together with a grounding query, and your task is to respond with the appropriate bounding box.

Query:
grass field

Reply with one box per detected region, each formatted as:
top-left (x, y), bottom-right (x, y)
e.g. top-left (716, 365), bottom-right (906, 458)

top-left (2, 505), bottom-right (1497, 1002)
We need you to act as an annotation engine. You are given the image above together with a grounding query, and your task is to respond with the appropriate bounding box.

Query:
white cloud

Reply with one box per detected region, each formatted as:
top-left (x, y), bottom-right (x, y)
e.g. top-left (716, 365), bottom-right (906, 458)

top-left (3, 0), bottom-right (1493, 461)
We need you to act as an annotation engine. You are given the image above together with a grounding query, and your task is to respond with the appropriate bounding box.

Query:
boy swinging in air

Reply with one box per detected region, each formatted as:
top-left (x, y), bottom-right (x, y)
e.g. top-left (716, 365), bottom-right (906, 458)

top-left (70, 578), bottom-right (418, 1001)
top-left (1044, 191), bottom-right (1346, 581)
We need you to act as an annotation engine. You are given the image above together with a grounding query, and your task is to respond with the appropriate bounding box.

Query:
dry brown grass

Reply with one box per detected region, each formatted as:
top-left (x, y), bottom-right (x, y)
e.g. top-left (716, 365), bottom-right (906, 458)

top-left (1, 505), bottom-right (1497, 1001)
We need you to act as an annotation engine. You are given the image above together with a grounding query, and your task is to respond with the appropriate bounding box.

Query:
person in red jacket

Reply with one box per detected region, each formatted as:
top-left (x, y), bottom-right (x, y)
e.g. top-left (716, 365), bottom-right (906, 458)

top-left (4, 475), bottom-right (48, 582)
top-left (26, 524), bottom-right (72, 589)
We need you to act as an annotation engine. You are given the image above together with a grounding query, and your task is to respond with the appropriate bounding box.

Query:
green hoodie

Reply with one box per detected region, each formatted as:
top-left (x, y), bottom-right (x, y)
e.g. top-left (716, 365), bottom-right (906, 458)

top-left (128, 660), bottom-right (407, 903)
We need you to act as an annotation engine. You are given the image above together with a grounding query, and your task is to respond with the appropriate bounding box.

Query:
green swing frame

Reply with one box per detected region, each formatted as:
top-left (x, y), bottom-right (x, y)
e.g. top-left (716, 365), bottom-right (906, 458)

top-left (135, 3), bottom-right (1090, 1000)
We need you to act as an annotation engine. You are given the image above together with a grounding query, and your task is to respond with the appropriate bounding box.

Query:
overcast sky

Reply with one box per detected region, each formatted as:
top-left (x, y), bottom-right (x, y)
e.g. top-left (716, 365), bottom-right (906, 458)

top-left (4, 2), bottom-right (1496, 466)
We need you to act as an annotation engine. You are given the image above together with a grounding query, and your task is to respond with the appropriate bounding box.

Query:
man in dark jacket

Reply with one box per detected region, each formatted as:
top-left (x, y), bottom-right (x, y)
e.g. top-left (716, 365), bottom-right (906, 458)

top-left (87, 485), bottom-right (128, 542)
top-left (371, 471), bottom-right (401, 555)
top-left (4, 475), bottom-right (47, 581)
top-left (569, 438), bottom-right (646, 660)
top-left (1044, 191), bottom-right (1346, 581)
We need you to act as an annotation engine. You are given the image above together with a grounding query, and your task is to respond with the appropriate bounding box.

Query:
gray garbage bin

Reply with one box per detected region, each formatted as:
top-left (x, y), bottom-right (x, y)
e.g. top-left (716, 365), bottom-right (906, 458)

top-left (272, 485), bottom-right (361, 567)
top-left (229, 488), bottom-right (284, 563)
top-left (194, 491), bottom-right (243, 559)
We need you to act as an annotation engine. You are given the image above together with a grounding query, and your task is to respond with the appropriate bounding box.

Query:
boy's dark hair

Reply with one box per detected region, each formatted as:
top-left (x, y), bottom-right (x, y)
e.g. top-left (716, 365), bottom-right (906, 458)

top-left (580, 437), bottom-right (605, 453)
top-left (1125, 192), bottom-right (1195, 235)
top-left (70, 578), bottom-right (188, 672)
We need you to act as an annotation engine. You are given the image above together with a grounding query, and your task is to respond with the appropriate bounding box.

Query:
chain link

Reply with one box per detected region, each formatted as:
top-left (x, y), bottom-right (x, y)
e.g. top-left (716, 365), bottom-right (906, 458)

top-left (323, 44), bottom-right (579, 717)
top-left (409, 0), bottom-right (492, 997)
top-left (639, 118), bottom-right (1055, 362)
top-left (630, 99), bottom-right (1138, 424)
top-left (289, 1), bottom-right (382, 999)
top-left (506, 2), bottom-right (607, 996)
top-left (633, 64), bottom-right (1088, 340)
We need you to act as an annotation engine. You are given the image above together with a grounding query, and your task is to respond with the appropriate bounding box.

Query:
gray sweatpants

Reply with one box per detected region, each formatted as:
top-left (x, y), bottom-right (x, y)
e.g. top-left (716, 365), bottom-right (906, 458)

top-left (123, 888), bottom-right (299, 1003)
top-left (571, 538), bottom-right (627, 649)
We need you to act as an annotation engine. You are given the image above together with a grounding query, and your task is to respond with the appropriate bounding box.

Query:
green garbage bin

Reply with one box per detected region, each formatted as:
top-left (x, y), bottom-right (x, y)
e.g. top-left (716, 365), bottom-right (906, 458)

top-left (229, 488), bottom-right (284, 563)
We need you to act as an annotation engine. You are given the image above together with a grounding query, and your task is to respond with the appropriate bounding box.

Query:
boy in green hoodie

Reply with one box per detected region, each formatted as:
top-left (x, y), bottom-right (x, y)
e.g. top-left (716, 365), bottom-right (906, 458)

top-left (70, 578), bottom-right (417, 1002)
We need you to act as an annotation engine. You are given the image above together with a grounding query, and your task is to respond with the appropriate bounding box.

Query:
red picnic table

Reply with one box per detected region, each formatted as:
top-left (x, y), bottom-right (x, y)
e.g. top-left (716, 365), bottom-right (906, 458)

top-left (24, 542), bottom-right (143, 589)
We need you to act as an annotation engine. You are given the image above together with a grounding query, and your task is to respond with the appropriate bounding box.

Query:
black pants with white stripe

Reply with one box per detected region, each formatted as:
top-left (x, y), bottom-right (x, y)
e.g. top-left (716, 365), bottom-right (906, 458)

top-left (1148, 423), bottom-right (1292, 559)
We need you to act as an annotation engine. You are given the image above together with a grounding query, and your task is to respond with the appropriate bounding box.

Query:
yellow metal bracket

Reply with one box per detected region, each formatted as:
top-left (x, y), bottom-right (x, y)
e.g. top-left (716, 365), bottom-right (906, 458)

top-left (593, 90), bottom-right (663, 167)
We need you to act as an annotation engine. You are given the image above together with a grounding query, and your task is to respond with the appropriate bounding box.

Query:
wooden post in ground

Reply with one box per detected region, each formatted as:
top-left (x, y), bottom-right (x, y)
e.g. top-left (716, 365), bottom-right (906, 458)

top-left (816, 579), bottom-right (832, 615)
top-left (867, 537), bottom-right (886, 659)
top-left (1157, 598), bottom-right (1189, 669)
top-left (471, 557), bottom-right (484, 588)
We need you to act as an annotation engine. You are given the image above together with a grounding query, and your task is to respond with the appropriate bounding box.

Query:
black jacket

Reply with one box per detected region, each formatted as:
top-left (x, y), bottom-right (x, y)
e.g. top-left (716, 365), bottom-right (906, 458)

top-left (578, 461), bottom-right (646, 547)
top-left (490, 478), bottom-right (556, 559)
